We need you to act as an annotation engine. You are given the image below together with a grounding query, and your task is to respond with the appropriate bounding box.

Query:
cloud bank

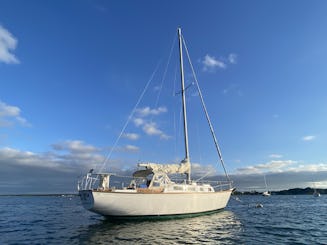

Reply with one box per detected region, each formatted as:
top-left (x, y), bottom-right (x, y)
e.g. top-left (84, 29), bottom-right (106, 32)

top-left (1, 139), bottom-right (327, 194)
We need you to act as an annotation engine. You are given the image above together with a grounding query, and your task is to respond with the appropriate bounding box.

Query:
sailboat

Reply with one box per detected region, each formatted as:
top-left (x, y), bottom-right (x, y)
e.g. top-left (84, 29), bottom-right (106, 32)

top-left (313, 189), bottom-right (321, 197)
top-left (262, 175), bottom-right (271, 196)
top-left (78, 28), bottom-right (234, 218)
top-left (313, 183), bottom-right (321, 197)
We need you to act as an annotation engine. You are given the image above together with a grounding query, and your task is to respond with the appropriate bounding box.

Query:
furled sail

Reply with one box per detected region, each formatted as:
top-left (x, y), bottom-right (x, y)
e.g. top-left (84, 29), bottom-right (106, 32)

top-left (138, 160), bottom-right (190, 175)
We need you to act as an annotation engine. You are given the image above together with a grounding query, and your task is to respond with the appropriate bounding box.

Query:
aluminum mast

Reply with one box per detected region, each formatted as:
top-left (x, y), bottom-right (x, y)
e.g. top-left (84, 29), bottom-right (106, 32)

top-left (178, 28), bottom-right (191, 182)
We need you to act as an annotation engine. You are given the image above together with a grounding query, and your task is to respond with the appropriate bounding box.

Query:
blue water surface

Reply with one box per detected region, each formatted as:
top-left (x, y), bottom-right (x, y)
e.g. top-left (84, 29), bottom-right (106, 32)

top-left (0, 195), bottom-right (326, 244)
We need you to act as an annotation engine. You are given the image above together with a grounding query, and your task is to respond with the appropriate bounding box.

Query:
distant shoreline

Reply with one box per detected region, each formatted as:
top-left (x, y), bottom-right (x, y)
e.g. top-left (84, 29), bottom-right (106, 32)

top-left (234, 187), bottom-right (326, 195)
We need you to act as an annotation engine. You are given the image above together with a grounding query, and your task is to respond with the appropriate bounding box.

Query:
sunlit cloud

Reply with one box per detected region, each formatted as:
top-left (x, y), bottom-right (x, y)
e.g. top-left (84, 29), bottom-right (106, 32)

top-left (0, 100), bottom-right (30, 127)
top-left (133, 118), bottom-right (144, 127)
top-left (133, 118), bottom-right (170, 140)
top-left (136, 106), bottom-right (167, 117)
top-left (235, 158), bottom-right (327, 177)
top-left (0, 101), bottom-right (20, 117)
top-left (0, 143), bottom-right (103, 172)
top-left (269, 154), bottom-right (283, 159)
top-left (52, 140), bottom-right (98, 154)
top-left (302, 135), bottom-right (316, 141)
top-left (202, 53), bottom-right (237, 72)
top-left (202, 54), bottom-right (226, 71)
top-left (114, 144), bottom-right (140, 153)
top-left (235, 160), bottom-right (297, 174)
top-left (122, 133), bottom-right (140, 140)
top-left (287, 163), bottom-right (327, 172)
top-left (142, 122), bottom-right (170, 140)
top-left (133, 106), bottom-right (169, 140)
top-left (2, 142), bottom-right (327, 193)
top-left (124, 144), bottom-right (139, 152)
top-left (0, 25), bottom-right (20, 64)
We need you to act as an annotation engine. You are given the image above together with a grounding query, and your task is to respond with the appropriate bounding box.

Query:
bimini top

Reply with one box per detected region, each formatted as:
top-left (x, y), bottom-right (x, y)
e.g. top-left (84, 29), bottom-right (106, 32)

top-left (132, 168), bottom-right (153, 178)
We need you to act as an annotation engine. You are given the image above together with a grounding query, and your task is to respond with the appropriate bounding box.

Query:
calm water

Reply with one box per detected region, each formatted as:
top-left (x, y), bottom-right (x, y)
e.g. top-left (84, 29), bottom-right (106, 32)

top-left (0, 195), bottom-right (326, 244)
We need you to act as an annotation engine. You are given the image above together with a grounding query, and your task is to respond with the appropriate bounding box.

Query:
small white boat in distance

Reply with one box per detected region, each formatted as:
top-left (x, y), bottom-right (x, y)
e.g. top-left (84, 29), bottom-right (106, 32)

top-left (262, 191), bottom-right (271, 196)
top-left (313, 189), bottom-right (321, 197)
top-left (78, 28), bottom-right (233, 218)
top-left (262, 175), bottom-right (271, 196)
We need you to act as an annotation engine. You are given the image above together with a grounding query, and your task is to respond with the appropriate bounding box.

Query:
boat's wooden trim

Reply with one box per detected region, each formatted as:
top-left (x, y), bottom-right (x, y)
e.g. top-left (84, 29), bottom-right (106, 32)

top-left (137, 188), bottom-right (164, 193)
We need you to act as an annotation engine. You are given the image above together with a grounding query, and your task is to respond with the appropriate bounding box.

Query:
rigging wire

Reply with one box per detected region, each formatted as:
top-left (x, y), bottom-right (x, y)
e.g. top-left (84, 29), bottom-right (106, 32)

top-left (97, 61), bottom-right (161, 173)
top-left (195, 170), bottom-right (214, 182)
top-left (153, 35), bottom-right (177, 114)
top-left (182, 35), bottom-right (231, 182)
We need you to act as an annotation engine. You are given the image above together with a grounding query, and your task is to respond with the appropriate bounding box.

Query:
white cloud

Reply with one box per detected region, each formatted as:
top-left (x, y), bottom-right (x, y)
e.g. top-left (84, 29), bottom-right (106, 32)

top-left (0, 141), bottom-right (110, 193)
top-left (0, 147), bottom-right (62, 170)
top-left (286, 163), bottom-right (327, 173)
top-left (2, 141), bottom-right (327, 193)
top-left (0, 100), bottom-right (30, 127)
top-left (202, 53), bottom-right (238, 72)
top-left (142, 122), bottom-right (162, 135)
top-left (133, 106), bottom-right (169, 140)
top-left (0, 101), bottom-right (20, 117)
top-left (202, 54), bottom-right (226, 71)
top-left (269, 154), bottom-right (283, 159)
top-left (235, 158), bottom-right (327, 178)
top-left (302, 135), bottom-right (316, 141)
top-left (228, 53), bottom-right (238, 64)
top-left (124, 144), bottom-right (139, 152)
top-left (122, 133), bottom-right (140, 140)
top-left (136, 106), bottom-right (167, 117)
top-left (142, 122), bottom-right (170, 139)
top-left (236, 160), bottom-right (297, 174)
top-left (113, 144), bottom-right (140, 153)
top-left (133, 118), bottom-right (144, 127)
top-left (0, 140), bottom-right (106, 173)
top-left (52, 140), bottom-right (98, 154)
top-left (0, 25), bottom-right (20, 64)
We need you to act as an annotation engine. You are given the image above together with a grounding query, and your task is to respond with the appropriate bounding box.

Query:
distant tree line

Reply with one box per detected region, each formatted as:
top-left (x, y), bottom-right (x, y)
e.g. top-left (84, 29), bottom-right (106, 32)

top-left (233, 187), bottom-right (326, 195)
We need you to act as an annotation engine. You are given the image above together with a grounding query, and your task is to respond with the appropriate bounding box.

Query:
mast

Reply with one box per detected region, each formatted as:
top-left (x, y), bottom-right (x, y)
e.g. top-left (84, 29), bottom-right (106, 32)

top-left (178, 28), bottom-right (191, 182)
top-left (264, 175), bottom-right (268, 192)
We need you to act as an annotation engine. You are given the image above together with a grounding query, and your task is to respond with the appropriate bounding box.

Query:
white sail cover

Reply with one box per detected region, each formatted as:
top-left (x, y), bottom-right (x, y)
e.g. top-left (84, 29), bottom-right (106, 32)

top-left (138, 161), bottom-right (190, 175)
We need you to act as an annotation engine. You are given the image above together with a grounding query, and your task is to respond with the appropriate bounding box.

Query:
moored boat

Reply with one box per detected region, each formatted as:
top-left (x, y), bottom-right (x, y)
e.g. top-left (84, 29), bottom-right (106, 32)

top-left (78, 28), bottom-right (233, 218)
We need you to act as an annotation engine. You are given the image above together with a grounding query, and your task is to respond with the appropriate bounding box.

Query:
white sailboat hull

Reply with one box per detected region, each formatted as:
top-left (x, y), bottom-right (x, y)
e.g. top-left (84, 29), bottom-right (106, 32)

top-left (79, 189), bottom-right (232, 217)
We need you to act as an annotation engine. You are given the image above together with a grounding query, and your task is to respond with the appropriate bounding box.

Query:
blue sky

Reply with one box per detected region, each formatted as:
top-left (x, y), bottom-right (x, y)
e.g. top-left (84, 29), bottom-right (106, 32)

top-left (1, 0), bottom-right (327, 193)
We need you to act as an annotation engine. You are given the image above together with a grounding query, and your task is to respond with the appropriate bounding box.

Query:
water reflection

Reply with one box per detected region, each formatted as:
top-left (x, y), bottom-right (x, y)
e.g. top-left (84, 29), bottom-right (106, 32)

top-left (77, 211), bottom-right (243, 244)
